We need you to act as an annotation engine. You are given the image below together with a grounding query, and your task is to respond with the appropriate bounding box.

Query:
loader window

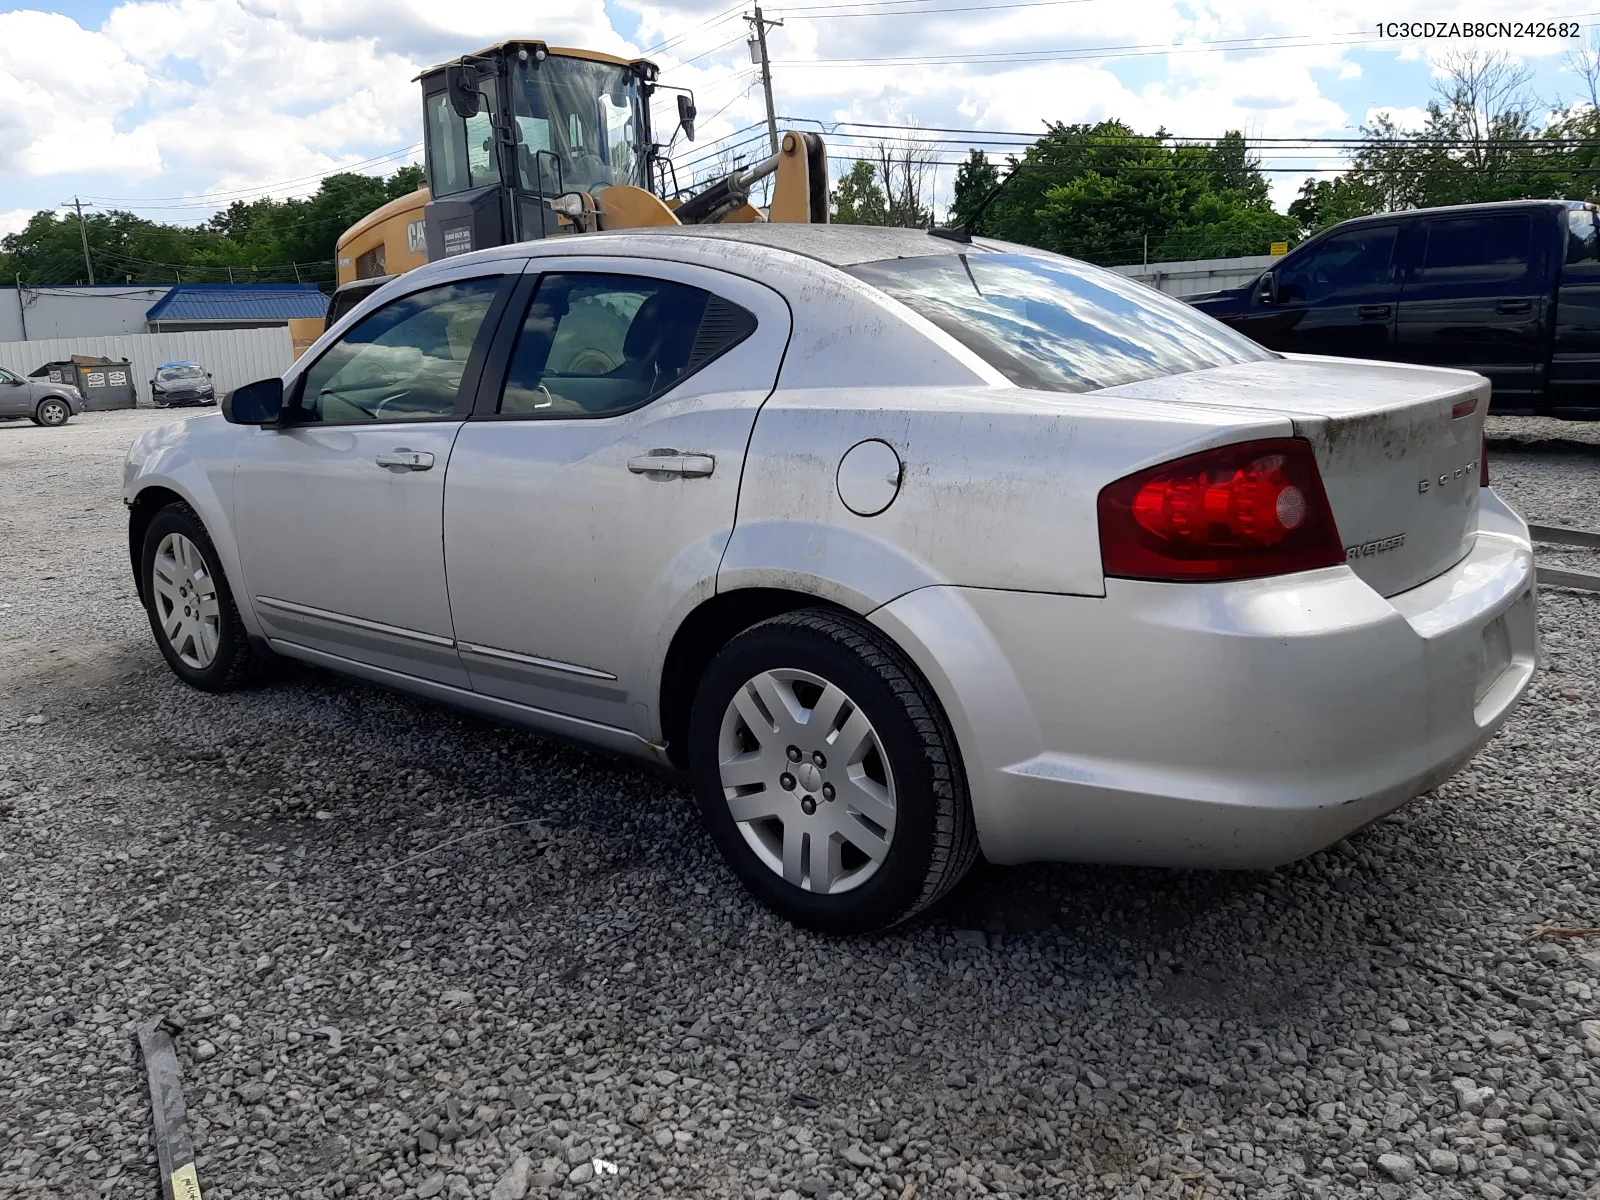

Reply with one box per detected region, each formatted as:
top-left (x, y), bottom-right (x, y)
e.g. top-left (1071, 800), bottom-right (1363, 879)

top-left (425, 87), bottom-right (503, 198)
top-left (848, 250), bottom-right (1273, 393)
top-left (513, 56), bottom-right (647, 193)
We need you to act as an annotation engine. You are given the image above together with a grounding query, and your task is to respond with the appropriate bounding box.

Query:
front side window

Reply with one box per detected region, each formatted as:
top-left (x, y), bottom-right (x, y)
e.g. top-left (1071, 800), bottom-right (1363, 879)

top-left (498, 273), bottom-right (755, 417)
top-left (298, 277), bottom-right (501, 423)
top-left (512, 56), bottom-right (647, 193)
top-left (846, 251), bottom-right (1273, 393)
top-left (1275, 225), bottom-right (1398, 305)
top-left (0, 368), bottom-right (20, 384)
top-left (1420, 215), bottom-right (1531, 283)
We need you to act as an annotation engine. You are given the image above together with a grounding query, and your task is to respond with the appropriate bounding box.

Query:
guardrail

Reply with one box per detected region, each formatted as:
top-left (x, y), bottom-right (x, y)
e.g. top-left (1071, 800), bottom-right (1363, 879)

top-left (1529, 524), bottom-right (1600, 591)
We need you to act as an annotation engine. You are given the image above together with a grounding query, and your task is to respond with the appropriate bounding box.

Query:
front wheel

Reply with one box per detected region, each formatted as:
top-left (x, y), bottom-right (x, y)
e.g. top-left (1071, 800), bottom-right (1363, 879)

top-left (688, 609), bottom-right (978, 934)
top-left (140, 502), bottom-right (266, 691)
top-left (35, 398), bottom-right (70, 426)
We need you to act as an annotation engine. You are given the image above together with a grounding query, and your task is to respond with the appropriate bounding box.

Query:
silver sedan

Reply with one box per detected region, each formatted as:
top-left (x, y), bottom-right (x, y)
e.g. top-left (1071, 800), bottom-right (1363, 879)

top-left (123, 225), bottom-right (1538, 932)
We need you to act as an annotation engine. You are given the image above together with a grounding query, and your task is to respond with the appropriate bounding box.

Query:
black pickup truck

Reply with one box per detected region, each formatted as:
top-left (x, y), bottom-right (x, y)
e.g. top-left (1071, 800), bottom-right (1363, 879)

top-left (1188, 199), bottom-right (1600, 417)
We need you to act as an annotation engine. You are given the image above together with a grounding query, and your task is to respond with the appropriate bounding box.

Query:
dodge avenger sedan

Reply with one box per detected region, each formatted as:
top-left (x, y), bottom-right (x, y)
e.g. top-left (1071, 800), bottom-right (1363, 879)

top-left (122, 225), bottom-right (1538, 933)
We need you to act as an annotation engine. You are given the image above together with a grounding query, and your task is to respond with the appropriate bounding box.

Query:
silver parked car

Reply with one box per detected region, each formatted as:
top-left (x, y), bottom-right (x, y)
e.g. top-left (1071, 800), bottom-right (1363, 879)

top-left (0, 363), bottom-right (82, 426)
top-left (123, 226), bottom-right (1538, 932)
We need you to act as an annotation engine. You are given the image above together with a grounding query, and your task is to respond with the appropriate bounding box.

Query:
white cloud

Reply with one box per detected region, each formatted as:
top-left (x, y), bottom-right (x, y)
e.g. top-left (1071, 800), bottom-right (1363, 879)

top-left (0, 0), bottom-right (1590, 228)
top-left (0, 9), bottom-right (159, 175)
top-left (0, 208), bottom-right (34, 238)
top-left (1367, 105), bottom-right (1430, 132)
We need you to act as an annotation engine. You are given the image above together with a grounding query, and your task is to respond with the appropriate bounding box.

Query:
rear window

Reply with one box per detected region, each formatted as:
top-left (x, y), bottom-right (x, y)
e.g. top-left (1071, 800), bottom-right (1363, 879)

top-left (845, 251), bottom-right (1273, 393)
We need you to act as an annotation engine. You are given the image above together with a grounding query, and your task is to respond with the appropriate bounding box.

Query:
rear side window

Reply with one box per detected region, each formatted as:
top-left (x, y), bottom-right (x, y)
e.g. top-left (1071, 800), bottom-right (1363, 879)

top-left (1420, 215), bottom-right (1531, 282)
top-left (1275, 225), bottom-right (1397, 305)
top-left (498, 273), bottom-right (755, 417)
top-left (845, 251), bottom-right (1272, 393)
top-left (1566, 209), bottom-right (1599, 266)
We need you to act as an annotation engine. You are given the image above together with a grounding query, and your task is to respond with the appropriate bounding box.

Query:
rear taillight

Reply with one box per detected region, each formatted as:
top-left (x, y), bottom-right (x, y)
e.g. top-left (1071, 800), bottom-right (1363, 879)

top-left (1098, 438), bottom-right (1344, 583)
top-left (1480, 433), bottom-right (1490, 486)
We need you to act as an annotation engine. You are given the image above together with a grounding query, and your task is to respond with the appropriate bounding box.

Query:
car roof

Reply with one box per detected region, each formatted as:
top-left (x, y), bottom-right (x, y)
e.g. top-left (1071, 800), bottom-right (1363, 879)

top-left (599, 223), bottom-right (989, 268)
top-left (157, 361), bottom-right (202, 369)
top-left (1338, 199), bottom-right (1573, 226)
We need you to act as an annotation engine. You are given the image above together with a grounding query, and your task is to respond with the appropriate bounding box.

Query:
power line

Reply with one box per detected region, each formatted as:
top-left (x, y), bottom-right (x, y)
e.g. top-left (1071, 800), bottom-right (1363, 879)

top-left (640, 3), bottom-right (749, 56)
top-left (77, 144), bottom-right (423, 207)
top-left (774, 0), bottom-right (1101, 16)
top-left (769, 29), bottom-right (1411, 67)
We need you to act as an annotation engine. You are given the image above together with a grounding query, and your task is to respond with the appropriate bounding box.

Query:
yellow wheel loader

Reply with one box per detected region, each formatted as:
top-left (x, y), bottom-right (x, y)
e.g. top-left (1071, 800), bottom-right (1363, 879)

top-left (331, 41), bottom-right (826, 322)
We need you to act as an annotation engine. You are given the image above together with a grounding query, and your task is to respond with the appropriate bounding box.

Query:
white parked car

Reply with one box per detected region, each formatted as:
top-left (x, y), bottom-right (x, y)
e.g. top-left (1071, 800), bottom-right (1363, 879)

top-left (123, 226), bottom-right (1537, 932)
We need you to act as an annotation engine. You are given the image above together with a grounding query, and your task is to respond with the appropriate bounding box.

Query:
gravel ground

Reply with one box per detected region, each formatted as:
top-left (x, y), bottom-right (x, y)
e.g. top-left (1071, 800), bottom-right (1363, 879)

top-left (2, 407), bottom-right (1598, 1200)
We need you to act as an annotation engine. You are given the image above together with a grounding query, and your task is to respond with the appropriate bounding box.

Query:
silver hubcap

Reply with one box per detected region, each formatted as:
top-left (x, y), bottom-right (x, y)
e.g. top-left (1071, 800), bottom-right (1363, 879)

top-left (40, 402), bottom-right (66, 424)
top-left (717, 668), bottom-right (896, 895)
top-left (151, 533), bottom-right (221, 669)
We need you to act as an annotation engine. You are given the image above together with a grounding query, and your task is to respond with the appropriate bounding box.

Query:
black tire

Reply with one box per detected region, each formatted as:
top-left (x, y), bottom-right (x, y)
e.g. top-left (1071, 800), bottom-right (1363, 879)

top-left (688, 609), bottom-right (979, 934)
top-left (140, 501), bottom-right (267, 692)
top-left (35, 398), bottom-right (70, 426)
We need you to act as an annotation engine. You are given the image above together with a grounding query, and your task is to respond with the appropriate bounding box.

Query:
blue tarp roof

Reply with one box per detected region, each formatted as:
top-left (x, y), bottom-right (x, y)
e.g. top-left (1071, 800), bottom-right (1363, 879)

top-left (146, 283), bottom-right (327, 323)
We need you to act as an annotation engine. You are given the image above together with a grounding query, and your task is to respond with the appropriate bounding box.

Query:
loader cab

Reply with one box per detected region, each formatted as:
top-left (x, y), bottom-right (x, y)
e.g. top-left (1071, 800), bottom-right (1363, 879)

top-left (419, 42), bottom-right (658, 260)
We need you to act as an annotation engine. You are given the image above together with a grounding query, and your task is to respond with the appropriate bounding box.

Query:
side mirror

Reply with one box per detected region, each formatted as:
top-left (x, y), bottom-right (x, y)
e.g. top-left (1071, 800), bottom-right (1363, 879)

top-left (677, 94), bottom-right (697, 143)
top-left (1256, 273), bottom-right (1276, 305)
top-left (222, 377), bottom-right (283, 426)
top-left (446, 64), bottom-right (482, 119)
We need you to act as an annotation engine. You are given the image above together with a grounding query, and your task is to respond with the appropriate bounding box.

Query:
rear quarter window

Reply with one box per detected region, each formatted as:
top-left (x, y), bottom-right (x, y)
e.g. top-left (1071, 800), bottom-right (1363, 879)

top-left (845, 250), bottom-right (1274, 393)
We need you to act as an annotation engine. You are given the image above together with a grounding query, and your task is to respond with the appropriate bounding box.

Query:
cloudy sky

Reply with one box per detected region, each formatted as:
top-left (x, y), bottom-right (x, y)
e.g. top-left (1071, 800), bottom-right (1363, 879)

top-left (1, 0), bottom-right (1596, 244)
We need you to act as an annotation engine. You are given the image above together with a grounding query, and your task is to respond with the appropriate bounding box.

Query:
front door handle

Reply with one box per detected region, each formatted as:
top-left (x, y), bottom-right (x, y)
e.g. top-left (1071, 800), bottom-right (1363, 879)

top-left (1497, 298), bottom-right (1532, 315)
top-left (1356, 304), bottom-right (1392, 320)
top-left (627, 451), bottom-right (715, 478)
top-left (376, 448), bottom-right (435, 471)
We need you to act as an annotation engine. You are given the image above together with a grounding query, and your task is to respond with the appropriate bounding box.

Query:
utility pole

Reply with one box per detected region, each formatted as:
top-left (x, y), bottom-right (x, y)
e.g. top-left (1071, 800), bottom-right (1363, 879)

top-left (66, 196), bottom-right (96, 285)
top-left (746, 6), bottom-right (783, 157)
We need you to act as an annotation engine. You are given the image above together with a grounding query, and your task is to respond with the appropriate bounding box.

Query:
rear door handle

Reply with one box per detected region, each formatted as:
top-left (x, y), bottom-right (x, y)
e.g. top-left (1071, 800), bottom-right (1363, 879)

top-left (1497, 299), bottom-right (1532, 315)
top-left (1356, 304), bottom-right (1392, 320)
top-left (627, 452), bottom-right (715, 478)
top-left (375, 448), bottom-right (435, 471)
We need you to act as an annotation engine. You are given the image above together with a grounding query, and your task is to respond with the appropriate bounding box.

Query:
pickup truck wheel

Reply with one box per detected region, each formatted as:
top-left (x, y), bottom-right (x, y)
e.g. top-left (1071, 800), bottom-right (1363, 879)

top-left (35, 398), bottom-right (70, 426)
top-left (689, 609), bottom-right (978, 934)
top-left (140, 502), bottom-right (265, 692)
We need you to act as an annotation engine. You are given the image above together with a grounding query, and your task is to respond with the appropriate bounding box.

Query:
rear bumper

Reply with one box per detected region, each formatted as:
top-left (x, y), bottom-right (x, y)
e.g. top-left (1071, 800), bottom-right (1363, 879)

top-left (870, 488), bottom-right (1537, 868)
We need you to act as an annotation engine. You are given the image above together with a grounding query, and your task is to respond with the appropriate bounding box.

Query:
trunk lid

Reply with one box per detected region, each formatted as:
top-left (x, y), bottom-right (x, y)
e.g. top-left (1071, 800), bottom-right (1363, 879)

top-left (1098, 355), bottom-right (1488, 597)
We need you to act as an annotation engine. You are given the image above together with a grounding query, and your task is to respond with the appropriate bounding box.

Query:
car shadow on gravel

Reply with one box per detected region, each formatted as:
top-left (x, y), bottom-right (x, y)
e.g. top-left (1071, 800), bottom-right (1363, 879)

top-left (919, 808), bottom-right (1460, 1026)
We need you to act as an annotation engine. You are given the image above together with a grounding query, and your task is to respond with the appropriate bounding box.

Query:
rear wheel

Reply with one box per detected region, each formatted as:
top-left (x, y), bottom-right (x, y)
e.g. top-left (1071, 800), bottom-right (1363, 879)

top-left (140, 502), bottom-right (266, 692)
top-left (688, 609), bottom-right (978, 933)
top-left (35, 398), bottom-right (70, 426)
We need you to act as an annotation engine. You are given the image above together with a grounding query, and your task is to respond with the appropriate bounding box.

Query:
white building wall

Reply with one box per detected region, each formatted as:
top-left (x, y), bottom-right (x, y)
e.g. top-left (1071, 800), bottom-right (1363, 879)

top-left (0, 327), bottom-right (294, 405)
top-left (0, 285), bottom-right (172, 342)
top-left (1109, 254), bottom-right (1277, 298)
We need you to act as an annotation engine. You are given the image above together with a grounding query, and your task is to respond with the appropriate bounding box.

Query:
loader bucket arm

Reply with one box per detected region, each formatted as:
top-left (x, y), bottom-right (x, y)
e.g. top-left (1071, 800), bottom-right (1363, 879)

top-left (769, 131), bottom-right (828, 223)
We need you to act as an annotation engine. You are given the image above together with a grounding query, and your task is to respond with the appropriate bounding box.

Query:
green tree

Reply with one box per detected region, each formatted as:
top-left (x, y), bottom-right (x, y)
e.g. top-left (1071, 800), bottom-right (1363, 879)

top-left (830, 159), bottom-right (887, 225)
top-left (974, 121), bottom-right (1291, 264)
top-left (0, 165), bottom-right (425, 285)
top-left (948, 148), bottom-right (1000, 228)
